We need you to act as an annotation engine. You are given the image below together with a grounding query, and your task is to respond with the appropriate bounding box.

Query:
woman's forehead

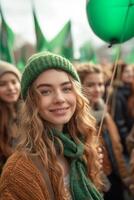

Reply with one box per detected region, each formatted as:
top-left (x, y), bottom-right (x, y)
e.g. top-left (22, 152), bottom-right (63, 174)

top-left (34, 69), bottom-right (71, 86)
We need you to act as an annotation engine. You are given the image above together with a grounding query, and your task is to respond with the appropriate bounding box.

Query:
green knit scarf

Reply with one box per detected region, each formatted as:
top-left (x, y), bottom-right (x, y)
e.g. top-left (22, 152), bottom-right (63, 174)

top-left (51, 130), bottom-right (104, 200)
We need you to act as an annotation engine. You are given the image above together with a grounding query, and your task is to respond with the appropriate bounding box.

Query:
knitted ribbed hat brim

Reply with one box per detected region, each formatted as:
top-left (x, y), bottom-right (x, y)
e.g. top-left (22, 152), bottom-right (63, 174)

top-left (21, 51), bottom-right (80, 99)
top-left (0, 60), bottom-right (21, 80)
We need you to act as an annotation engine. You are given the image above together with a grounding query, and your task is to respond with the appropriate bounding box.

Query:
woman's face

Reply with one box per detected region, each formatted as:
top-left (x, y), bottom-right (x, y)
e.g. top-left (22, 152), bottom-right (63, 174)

top-left (0, 73), bottom-right (20, 103)
top-left (34, 69), bottom-right (77, 131)
top-left (121, 65), bottom-right (134, 84)
top-left (83, 72), bottom-right (105, 105)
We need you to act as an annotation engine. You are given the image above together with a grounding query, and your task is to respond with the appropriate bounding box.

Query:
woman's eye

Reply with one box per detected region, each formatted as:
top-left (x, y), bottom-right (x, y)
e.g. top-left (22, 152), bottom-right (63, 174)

top-left (85, 84), bottom-right (93, 88)
top-left (99, 83), bottom-right (104, 87)
top-left (0, 81), bottom-right (7, 86)
top-left (12, 80), bottom-right (18, 85)
top-left (63, 87), bottom-right (72, 93)
top-left (0, 83), bottom-right (5, 87)
top-left (40, 90), bottom-right (51, 95)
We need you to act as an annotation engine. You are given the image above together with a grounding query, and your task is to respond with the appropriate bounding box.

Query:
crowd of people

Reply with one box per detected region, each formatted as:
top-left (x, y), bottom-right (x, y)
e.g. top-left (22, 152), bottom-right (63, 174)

top-left (0, 51), bottom-right (134, 200)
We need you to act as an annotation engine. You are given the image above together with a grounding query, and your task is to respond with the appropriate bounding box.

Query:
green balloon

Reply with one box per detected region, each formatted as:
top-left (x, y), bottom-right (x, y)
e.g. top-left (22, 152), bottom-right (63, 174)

top-left (86, 0), bottom-right (134, 44)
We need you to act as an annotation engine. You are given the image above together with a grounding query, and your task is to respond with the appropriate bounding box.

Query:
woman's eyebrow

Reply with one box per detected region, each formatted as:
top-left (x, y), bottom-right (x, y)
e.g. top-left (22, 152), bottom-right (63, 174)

top-left (37, 81), bottom-right (71, 89)
top-left (37, 83), bottom-right (52, 89)
top-left (61, 81), bottom-right (72, 86)
top-left (0, 80), bottom-right (8, 84)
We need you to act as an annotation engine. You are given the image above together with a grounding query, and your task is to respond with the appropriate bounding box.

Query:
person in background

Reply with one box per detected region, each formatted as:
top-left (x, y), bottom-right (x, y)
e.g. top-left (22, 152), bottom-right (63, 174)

top-left (110, 61), bottom-right (134, 158)
top-left (0, 61), bottom-right (21, 174)
top-left (0, 52), bottom-right (104, 200)
top-left (76, 62), bottom-right (129, 200)
top-left (123, 78), bottom-right (134, 198)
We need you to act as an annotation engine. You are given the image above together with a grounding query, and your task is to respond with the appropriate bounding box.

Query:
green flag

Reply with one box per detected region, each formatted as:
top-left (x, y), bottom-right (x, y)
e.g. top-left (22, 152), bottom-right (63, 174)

top-left (0, 5), bottom-right (15, 63)
top-left (79, 41), bottom-right (97, 63)
top-left (49, 20), bottom-right (74, 60)
top-left (32, 5), bottom-right (49, 52)
top-left (17, 47), bottom-right (26, 72)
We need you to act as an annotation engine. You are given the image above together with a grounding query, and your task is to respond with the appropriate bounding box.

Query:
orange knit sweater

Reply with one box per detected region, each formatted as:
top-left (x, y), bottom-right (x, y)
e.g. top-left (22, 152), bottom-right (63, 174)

top-left (0, 151), bottom-right (51, 200)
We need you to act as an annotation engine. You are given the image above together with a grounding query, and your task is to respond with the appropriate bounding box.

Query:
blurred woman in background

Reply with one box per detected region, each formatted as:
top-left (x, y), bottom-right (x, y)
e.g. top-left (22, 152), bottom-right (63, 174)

top-left (77, 62), bottom-right (129, 200)
top-left (0, 61), bottom-right (21, 174)
top-left (110, 61), bottom-right (134, 158)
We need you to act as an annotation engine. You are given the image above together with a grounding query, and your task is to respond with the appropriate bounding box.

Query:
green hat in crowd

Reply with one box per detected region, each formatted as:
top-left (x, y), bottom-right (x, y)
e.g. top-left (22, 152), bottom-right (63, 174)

top-left (21, 51), bottom-right (80, 99)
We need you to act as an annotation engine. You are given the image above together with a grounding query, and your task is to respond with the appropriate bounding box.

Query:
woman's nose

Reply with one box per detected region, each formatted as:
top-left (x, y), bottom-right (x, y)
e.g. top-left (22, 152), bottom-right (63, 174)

top-left (54, 90), bottom-right (65, 103)
top-left (94, 85), bottom-right (100, 92)
top-left (7, 83), bottom-right (14, 90)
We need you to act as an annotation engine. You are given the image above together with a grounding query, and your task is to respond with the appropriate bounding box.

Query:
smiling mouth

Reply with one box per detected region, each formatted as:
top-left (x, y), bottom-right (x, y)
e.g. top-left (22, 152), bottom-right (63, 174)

top-left (49, 107), bottom-right (69, 114)
top-left (50, 107), bottom-right (69, 111)
top-left (7, 93), bottom-right (18, 96)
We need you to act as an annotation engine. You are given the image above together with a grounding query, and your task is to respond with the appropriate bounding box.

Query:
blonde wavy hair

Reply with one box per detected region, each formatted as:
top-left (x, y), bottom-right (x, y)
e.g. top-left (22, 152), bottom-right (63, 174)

top-left (17, 75), bottom-right (103, 199)
top-left (76, 62), bottom-right (103, 84)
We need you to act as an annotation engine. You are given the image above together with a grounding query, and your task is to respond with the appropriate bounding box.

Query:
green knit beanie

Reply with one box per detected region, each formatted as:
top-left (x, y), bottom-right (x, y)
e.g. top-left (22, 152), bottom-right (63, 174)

top-left (21, 51), bottom-right (80, 99)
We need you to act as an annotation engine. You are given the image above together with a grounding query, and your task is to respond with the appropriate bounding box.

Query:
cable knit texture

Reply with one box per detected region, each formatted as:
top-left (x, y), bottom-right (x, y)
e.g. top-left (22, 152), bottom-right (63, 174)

top-left (0, 151), bottom-right (51, 200)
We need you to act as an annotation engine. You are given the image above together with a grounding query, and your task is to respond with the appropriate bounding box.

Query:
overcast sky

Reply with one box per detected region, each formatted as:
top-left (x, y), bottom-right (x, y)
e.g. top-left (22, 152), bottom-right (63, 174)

top-left (0, 0), bottom-right (105, 54)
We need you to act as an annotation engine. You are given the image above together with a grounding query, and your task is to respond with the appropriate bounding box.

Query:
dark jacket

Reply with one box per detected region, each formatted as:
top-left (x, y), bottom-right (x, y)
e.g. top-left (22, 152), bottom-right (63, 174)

top-left (113, 84), bottom-right (133, 140)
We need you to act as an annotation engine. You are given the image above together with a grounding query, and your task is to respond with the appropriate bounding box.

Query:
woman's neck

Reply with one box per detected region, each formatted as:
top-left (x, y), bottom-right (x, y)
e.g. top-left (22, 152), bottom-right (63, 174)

top-left (7, 103), bottom-right (17, 119)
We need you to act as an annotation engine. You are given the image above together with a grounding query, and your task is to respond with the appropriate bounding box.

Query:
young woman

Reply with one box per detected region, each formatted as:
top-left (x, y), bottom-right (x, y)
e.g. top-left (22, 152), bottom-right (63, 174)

top-left (0, 52), bottom-right (104, 200)
top-left (110, 61), bottom-right (134, 157)
top-left (125, 80), bottom-right (134, 197)
top-left (0, 61), bottom-right (21, 174)
top-left (76, 62), bottom-right (129, 200)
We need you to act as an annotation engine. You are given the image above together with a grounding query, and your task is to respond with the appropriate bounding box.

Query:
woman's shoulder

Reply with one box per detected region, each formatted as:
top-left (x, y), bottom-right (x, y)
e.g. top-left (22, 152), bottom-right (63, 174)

top-left (1, 151), bottom-right (30, 173)
top-left (0, 151), bottom-right (39, 189)
top-left (0, 151), bottom-right (51, 200)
